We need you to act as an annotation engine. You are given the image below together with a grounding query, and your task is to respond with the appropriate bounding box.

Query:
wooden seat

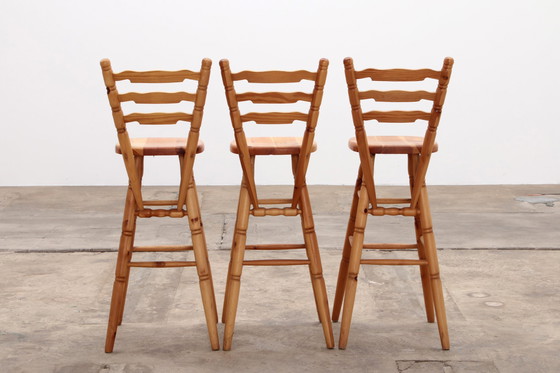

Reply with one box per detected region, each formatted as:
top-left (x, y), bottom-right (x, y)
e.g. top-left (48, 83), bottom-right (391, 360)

top-left (100, 58), bottom-right (219, 352)
top-left (219, 59), bottom-right (334, 351)
top-left (116, 137), bottom-right (205, 156)
top-left (229, 137), bottom-right (317, 155)
top-left (333, 57), bottom-right (454, 350)
top-left (348, 136), bottom-right (438, 154)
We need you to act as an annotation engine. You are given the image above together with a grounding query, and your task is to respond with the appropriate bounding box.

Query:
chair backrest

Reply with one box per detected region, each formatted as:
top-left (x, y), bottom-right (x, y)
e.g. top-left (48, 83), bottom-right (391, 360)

top-left (100, 58), bottom-right (212, 211)
top-left (344, 57), bottom-right (453, 209)
top-left (220, 59), bottom-right (329, 209)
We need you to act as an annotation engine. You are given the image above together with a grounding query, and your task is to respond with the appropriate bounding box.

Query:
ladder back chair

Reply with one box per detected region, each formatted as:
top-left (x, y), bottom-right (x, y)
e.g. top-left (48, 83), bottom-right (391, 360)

top-left (219, 58), bottom-right (334, 350)
top-left (333, 57), bottom-right (454, 350)
top-left (100, 58), bottom-right (219, 352)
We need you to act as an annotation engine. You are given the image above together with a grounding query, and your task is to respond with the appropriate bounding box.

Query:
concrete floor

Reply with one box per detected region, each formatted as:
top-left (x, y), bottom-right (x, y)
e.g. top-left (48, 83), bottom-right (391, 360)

top-left (0, 185), bottom-right (559, 372)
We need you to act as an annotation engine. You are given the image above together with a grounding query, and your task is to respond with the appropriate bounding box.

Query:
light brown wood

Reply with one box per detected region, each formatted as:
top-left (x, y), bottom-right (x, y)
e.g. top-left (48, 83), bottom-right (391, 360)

top-left (243, 259), bottom-right (311, 266)
top-left (245, 244), bottom-right (306, 250)
top-left (362, 243), bottom-right (417, 250)
top-left (359, 90), bottom-right (435, 102)
top-left (230, 137), bottom-right (317, 156)
top-left (409, 154), bottom-right (435, 323)
top-left (132, 245), bottom-right (193, 252)
top-left (362, 110), bottom-right (431, 123)
top-left (240, 111), bottom-right (308, 124)
top-left (360, 259), bottom-right (428, 265)
top-left (348, 136), bottom-right (438, 154)
top-left (232, 70), bottom-right (316, 83)
top-left (332, 166), bottom-right (362, 322)
top-left (251, 207), bottom-right (300, 216)
top-left (128, 261), bottom-right (197, 268)
top-left (123, 112), bottom-right (193, 125)
top-left (113, 69), bottom-right (199, 83)
top-left (118, 91), bottom-right (196, 104)
top-left (236, 91), bottom-right (313, 103)
top-left (101, 58), bottom-right (219, 352)
top-left (220, 59), bottom-right (334, 351)
top-left (334, 57), bottom-right (454, 350)
top-left (115, 137), bottom-right (204, 156)
top-left (354, 68), bottom-right (441, 81)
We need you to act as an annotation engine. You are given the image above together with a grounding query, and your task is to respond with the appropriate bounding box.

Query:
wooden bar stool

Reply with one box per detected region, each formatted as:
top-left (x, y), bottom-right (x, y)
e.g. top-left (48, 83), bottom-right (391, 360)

top-left (333, 57), bottom-right (454, 350)
top-left (100, 58), bottom-right (219, 352)
top-left (219, 59), bottom-right (334, 350)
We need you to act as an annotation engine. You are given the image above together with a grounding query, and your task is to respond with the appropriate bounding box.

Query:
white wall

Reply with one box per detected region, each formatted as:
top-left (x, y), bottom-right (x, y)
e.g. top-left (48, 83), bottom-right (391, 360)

top-left (1, 0), bottom-right (559, 186)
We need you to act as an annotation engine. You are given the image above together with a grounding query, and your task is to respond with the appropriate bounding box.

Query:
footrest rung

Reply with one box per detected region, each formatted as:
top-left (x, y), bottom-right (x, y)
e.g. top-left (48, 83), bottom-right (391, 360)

top-left (377, 198), bottom-right (411, 204)
top-left (360, 259), bottom-right (427, 266)
top-left (129, 261), bottom-right (197, 268)
top-left (243, 259), bottom-right (310, 266)
top-left (143, 200), bottom-right (179, 206)
top-left (251, 207), bottom-right (301, 216)
top-left (137, 209), bottom-right (187, 218)
top-left (132, 245), bottom-right (193, 252)
top-left (245, 244), bottom-right (306, 250)
top-left (362, 243), bottom-right (418, 250)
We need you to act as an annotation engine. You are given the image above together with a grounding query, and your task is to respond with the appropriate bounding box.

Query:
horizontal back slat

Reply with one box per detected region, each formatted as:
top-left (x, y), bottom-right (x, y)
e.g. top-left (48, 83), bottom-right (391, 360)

top-left (118, 92), bottom-right (196, 104)
top-left (355, 68), bottom-right (440, 81)
top-left (359, 90), bottom-right (435, 102)
top-left (240, 112), bottom-right (308, 124)
top-left (123, 112), bottom-right (193, 124)
top-left (114, 70), bottom-right (200, 83)
top-left (362, 110), bottom-right (431, 123)
top-left (232, 70), bottom-right (316, 83)
top-left (236, 91), bottom-right (313, 104)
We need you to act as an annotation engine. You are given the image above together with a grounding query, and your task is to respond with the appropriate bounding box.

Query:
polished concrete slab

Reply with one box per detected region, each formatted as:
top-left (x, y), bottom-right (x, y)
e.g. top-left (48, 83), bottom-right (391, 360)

top-left (0, 185), bottom-right (559, 372)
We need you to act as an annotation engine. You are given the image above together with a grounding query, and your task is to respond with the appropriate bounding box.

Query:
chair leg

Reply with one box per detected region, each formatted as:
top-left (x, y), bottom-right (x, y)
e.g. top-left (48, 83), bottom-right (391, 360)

top-left (338, 183), bottom-right (370, 350)
top-left (417, 181), bottom-right (450, 350)
top-left (332, 167), bottom-right (363, 322)
top-left (299, 184), bottom-right (335, 349)
top-left (105, 184), bottom-right (137, 353)
top-left (408, 155), bottom-right (435, 323)
top-left (222, 177), bottom-right (251, 351)
top-left (222, 182), bottom-right (245, 324)
top-left (186, 176), bottom-right (220, 351)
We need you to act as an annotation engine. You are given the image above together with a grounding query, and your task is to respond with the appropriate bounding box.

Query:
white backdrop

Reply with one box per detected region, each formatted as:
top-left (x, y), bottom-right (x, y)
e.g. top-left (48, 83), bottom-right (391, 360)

top-left (1, 0), bottom-right (559, 186)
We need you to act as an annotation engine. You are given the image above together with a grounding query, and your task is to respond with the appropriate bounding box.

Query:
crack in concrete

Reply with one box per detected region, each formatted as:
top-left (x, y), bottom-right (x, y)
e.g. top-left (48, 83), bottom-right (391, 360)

top-left (219, 215), bottom-right (227, 248)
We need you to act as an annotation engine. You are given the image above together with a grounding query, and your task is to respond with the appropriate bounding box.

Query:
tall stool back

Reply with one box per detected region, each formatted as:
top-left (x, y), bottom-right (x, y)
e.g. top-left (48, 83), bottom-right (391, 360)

top-left (100, 58), bottom-right (219, 352)
top-left (219, 59), bottom-right (334, 350)
top-left (334, 57), bottom-right (454, 350)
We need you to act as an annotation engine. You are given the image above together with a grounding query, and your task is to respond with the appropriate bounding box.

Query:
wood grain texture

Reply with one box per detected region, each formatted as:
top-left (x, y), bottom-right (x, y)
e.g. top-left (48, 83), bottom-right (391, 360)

top-left (362, 110), bottom-right (431, 123)
top-left (232, 70), bottom-right (316, 83)
top-left (118, 91), bottom-right (196, 104)
top-left (355, 68), bottom-right (440, 81)
top-left (348, 136), bottom-right (438, 154)
top-left (240, 111), bottom-right (308, 124)
top-left (115, 137), bottom-right (204, 156)
top-left (229, 137), bottom-right (317, 156)
top-left (220, 58), bottom-right (334, 351)
top-left (100, 58), bottom-right (219, 352)
top-left (236, 91), bottom-right (313, 103)
top-left (359, 90), bottom-right (435, 102)
top-left (113, 69), bottom-right (199, 83)
top-left (123, 112), bottom-right (193, 125)
top-left (335, 57), bottom-right (454, 351)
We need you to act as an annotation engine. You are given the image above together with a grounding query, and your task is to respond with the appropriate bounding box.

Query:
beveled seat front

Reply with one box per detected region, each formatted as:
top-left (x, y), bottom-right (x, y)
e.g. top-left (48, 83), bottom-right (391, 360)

top-left (229, 136), bottom-right (317, 156)
top-left (348, 136), bottom-right (438, 154)
top-left (116, 137), bottom-right (205, 156)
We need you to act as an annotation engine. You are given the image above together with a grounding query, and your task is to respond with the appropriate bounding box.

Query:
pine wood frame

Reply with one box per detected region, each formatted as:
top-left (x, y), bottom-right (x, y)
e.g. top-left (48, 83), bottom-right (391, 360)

top-left (333, 57), bottom-right (454, 350)
top-left (219, 58), bottom-right (335, 350)
top-left (100, 58), bottom-right (219, 352)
